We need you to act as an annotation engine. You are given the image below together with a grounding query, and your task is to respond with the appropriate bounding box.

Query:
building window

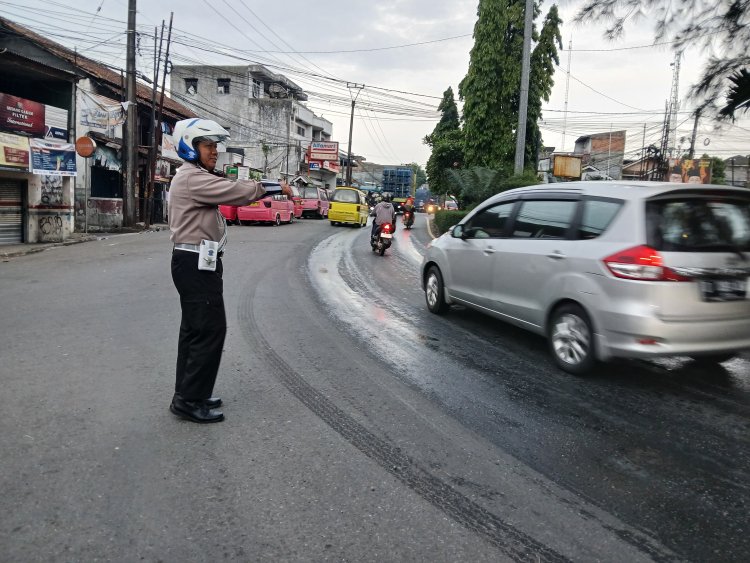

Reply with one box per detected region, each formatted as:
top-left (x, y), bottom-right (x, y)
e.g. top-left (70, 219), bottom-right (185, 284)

top-left (185, 78), bottom-right (198, 95)
top-left (252, 78), bottom-right (261, 98)
top-left (297, 126), bottom-right (305, 136)
top-left (217, 78), bottom-right (230, 94)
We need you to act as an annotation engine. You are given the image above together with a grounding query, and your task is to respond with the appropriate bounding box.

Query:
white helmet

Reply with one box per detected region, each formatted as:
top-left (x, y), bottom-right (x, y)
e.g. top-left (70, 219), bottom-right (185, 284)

top-left (173, 118), bottom-right (230, 162)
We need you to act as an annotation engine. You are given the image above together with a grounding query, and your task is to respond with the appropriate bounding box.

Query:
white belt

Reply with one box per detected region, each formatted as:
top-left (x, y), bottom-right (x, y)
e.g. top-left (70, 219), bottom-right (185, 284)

top-left (173, 243), bottom-right (200, 253)
top-left (174, 243), bottom-right (224, 257)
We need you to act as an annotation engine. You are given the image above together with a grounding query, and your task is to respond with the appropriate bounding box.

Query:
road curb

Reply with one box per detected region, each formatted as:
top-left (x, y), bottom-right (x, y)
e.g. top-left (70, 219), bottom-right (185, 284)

top-left (0, 235), bottom-right (99, 259)
top-left (426, 214), bottom-right (437, 239)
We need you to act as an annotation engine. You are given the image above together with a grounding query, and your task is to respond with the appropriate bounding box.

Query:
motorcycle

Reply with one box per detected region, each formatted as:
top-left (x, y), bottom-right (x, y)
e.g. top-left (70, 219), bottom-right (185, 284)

top-left (403, 210), bottom-right (414, 230)
top-left (371, 222), bottom-right (394, 256)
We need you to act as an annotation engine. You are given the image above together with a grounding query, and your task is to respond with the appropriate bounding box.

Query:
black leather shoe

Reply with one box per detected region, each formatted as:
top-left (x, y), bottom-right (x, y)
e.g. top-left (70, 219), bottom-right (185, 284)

top-left (204, 397), bottom-right (222, 408)
top-left (170, 398), bottom-right (224, 423)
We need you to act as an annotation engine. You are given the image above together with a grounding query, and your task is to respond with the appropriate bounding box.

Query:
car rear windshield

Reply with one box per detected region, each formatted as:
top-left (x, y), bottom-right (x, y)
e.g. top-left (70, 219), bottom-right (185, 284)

top-left (332, 190), bottom-right (359, 203)
top-left (647, 196), bottom-right (750, 252)
top-left (301, 188), bottom-right (319, 199)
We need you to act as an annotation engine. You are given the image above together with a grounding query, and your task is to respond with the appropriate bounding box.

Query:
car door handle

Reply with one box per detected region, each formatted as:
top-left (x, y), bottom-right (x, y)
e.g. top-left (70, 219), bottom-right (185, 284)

top-left (484, 247), bottom-right (496, 255)
top-left (547, 251), bottom-right (566, 260)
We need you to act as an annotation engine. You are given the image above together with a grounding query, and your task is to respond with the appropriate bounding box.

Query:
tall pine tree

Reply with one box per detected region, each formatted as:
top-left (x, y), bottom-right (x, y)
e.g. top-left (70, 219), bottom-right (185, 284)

top-left (424, 87), bottom-right (464, 195)
top-left (460, 0), bottom-right (561, 171)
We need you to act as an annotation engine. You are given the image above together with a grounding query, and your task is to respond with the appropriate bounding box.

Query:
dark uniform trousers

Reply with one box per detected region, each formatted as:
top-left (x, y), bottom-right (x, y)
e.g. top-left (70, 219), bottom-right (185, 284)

top-left (171, 250), bottom-right (226, 401)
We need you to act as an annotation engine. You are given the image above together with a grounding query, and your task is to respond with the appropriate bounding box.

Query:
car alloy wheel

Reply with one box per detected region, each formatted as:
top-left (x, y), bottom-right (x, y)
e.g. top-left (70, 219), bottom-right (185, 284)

top-left (549, 304), bottom-right (596, 375)
top-left (425, 266), bottom-right (449, 314)
top-left (274, 214), bottom-right (281, 226)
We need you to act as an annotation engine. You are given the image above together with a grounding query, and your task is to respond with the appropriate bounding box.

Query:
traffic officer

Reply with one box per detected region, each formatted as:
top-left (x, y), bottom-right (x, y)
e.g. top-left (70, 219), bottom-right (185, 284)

top-left (168, 118), bottom-right (292, 423)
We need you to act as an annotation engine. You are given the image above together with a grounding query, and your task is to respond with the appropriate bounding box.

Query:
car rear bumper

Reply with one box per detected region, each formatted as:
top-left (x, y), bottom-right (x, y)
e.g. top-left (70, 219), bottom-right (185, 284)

top-left (329, 210), bottom-right (362, 223)
top-left (596, 311), bottom-right (750, 359)
top-left (237, 208), bottom-right (274, 222)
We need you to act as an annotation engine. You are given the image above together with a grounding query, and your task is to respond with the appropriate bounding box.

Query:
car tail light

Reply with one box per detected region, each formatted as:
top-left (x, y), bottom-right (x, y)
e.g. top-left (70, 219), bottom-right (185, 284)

top-left (603, 245), bottom-right (690, 281)
top-left (263, 200), bottom-right (272, 208)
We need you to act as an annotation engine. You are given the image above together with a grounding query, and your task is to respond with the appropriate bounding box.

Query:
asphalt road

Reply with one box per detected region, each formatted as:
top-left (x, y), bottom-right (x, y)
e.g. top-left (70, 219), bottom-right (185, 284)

top-left (1, 214), bottom-right (748, 562)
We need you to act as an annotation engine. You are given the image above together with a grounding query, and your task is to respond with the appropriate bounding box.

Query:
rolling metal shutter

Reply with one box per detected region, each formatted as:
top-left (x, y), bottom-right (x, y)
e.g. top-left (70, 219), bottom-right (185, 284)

top-left (0, 179), bottom-right (23, 244)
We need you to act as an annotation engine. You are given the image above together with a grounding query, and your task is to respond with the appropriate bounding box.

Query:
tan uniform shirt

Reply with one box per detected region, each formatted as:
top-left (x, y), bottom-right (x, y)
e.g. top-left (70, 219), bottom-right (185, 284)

top-left (169, 163), bottom-right (265, 244)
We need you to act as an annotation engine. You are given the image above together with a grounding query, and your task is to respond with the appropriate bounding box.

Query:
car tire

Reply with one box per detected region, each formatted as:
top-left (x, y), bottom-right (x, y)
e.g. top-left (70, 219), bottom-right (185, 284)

top-left (548, 303), bottom-right (597, 375)
top-left (689, 353), bottom-right (736, 365)
top-left (273, 214), bottom-right (281, 226)
top-left (288, 212), bottom-right (294, 224)
top-left (425, 266), bottom-right (449, 315)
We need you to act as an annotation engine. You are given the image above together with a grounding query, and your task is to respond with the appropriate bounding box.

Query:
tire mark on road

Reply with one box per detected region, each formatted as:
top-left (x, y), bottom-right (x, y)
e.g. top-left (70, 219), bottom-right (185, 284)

top-left (237, 280), bottom-right (570, 563)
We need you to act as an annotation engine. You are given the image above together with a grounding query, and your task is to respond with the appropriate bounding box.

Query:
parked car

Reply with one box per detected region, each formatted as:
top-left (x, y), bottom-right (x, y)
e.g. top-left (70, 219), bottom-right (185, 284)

top-left (329, 186), bottom-right (369, 227)
top-left (421, 181), bottom-right (750, 374)
top-left (219, 180), bottom-right (295, 224)
top-left (289, 184), bottom-right (303, 219)
top-left (236, 182), bottom-right (295, 226)
top-left (299, 186), bottom-right (330, 219)
top-left (444, 198), bottom-right (459, 211)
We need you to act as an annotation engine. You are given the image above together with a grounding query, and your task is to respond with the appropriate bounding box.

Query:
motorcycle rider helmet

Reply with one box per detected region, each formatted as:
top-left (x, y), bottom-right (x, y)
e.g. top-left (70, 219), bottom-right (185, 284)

top-left (173, 118), bottom-right (230, 162)
top-left (382, 194), bottom-right (392, 202)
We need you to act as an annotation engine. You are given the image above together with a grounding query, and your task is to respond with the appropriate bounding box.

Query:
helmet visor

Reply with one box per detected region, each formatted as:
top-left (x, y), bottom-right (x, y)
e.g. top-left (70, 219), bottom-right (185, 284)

top-left (196, 134), bottom-right (229, 143)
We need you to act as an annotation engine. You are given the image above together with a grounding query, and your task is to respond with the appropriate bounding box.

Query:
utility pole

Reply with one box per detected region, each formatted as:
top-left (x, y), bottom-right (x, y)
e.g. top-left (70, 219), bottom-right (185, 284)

top-left (668, 51), bottom-right (682, 157)
top-left (640, 123), bottom-right (646, 179)
top-left (123, 0), bottom-right (137, 226)
top-left (561, 36), bottom-right (572, 152)
top-left (513, 0), bottom-right (534, 175)
top-left (346, 82), bottom-right (364, 186)
top-left (286, 101), bottom-right (292, 179)
top-left (145, 22), bottom-right (165, 229)
top-left (688, 107), bottom-right (701, 159)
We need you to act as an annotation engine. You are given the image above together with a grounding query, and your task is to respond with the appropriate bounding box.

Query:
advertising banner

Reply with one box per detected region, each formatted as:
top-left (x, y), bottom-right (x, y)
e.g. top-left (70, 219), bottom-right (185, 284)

top-left (668, 158), bottom-right (712, 184)
top-left (30, 138), bottom-right (77, 176)
top-left (78, 90), bottom-right (125, 137)
top-left (310, 151), bottom-right (339, 161)
top-left (155, 159), bottom-right (171, 181)
top-left (161, 133), bottom-right (178, 160)
top-left (322, 160), bottom-right (340, 173)
top-left (0, 132), bottom-right (30, 171)
top-left (308, 161), bottom-right (321, 170)
top-left (45, 105), bottom-right (69, 140)
top-left (311, 141), bottom-right (338, 153)
top-left (0, 93), bottom-right (45, 136)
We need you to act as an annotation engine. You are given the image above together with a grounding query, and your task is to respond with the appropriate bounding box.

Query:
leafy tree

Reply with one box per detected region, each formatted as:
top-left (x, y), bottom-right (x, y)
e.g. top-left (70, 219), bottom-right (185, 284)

top-left (424, 87), bottom-right (460, 145)
top-left (575, 1), bottom-right (750, 117)
top-left (705, 154), bottom-right (726, 184)
top-left (719, 69), bottom-right (750, 121)
top-left (459, 0), bottom-right (562, 170)
top-left (426, 130), bottom-right (465, 196)
top-left (424, 88), bottom-right (464, 195)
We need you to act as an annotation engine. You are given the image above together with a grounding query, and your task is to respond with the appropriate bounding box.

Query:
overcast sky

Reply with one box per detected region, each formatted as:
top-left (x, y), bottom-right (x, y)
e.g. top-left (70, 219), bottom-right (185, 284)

top-left (6, 0), bottom-right (749, 168)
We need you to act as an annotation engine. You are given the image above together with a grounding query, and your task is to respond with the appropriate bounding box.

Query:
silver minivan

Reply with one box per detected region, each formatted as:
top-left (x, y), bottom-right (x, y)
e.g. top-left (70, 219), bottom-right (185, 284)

top-left (421, 181), bottom-right (750, 374)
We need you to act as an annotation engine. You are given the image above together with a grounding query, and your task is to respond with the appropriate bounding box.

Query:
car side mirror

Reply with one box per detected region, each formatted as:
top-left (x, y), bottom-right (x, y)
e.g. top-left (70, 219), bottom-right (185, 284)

top-left (451, 225), bottom-right (464, 238)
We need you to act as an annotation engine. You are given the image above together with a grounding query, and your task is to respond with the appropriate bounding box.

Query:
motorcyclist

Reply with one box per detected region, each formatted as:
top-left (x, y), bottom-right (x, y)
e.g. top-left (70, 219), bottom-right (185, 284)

top-left (371, 193), bottom-right (396, 241)
top-left (402, 196), bottom-right (415, 227)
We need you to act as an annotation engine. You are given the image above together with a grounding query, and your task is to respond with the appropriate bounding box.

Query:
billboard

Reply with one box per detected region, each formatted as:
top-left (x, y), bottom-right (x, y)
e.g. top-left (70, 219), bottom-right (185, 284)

top-left (78, 90), bottom-right (125, 138)
top-left (553, 155), bottom-right (582, 179)
top-left (29, 138), bottom-right (77, 176)
top-left (309, 140), bottom-right (339, 161)
top-left (668, 158), bottom-right (712, 184)
top-left (0, 93), bottom-right (45, 136)
top-left (0, 93), bottom-right (69, 140)
top-left (0, 132), bottom-right (30, 171)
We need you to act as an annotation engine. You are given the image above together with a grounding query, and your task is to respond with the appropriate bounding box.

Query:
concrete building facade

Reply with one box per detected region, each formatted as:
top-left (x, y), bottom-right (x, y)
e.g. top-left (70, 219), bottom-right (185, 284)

top-left (170, 64), bottom-right (337, 187)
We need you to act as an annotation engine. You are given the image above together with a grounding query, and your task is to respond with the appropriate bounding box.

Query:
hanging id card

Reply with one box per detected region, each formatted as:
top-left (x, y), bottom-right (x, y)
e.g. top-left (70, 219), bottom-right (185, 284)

top-left (198, 240), bottom-right (219, 271)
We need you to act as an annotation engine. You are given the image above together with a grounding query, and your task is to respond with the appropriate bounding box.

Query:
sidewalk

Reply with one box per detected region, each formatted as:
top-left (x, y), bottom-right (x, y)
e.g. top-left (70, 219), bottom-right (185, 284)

top-left (0, 223), bottom-right (169, 259)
